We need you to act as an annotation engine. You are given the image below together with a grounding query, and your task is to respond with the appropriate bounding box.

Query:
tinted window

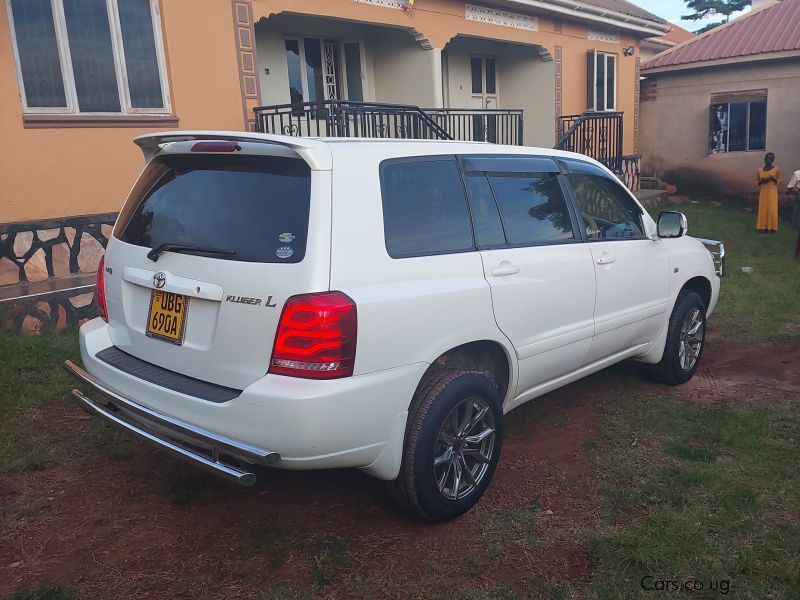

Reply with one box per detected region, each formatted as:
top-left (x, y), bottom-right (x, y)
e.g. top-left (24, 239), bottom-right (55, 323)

top-left (565, 172), bottom-right (644, 239)
top-left (118, 154), bottom-right (311, 263)
top-left (118, 0), bottom-right (164, 108)
top-left (748, 100), bottom-right (766, 151)
top-left (285, 40), bottom-right (304, 105)
top-left (344, 42), bottom-right (363, 101)
top-left (728, 102), bottom-right (747, 152)
top-left (485, 58), bottom-right (496, 94)
top-left (63, 0), bottom-right (121, 112)
top-left (381, 159), bottom-right (474, 258)
top-left (471, 57), bottom-right (482, 94)
top-left (9, 0), bottom-right (67, 108)
top-left (489, 174), bottom-right (575, 245)
top-left (464, 175), bottom-right (506, 248)
top-left (304, 38), bottom-right (322, 102)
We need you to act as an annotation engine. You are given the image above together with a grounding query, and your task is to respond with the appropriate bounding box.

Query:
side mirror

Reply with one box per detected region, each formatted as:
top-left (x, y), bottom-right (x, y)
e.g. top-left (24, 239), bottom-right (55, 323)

top-left (657, 211), bottom-right (688, 238)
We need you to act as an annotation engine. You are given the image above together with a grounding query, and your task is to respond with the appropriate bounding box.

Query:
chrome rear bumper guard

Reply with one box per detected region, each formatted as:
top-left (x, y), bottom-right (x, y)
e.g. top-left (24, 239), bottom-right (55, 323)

top-left (63, 360), bottom-right (280, 486)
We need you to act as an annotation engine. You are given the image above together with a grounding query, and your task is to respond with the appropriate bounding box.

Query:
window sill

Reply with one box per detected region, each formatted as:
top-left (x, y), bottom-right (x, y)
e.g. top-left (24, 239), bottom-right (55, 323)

top-left (707, 150), bottom-right (766, 156)
top-left (23, 114), bottom-right (179, 129)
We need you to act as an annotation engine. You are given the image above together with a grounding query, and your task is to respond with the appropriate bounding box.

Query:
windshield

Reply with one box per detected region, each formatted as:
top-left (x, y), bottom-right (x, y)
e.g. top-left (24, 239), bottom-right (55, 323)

top-left (117, 153), bottom-right (311, 263)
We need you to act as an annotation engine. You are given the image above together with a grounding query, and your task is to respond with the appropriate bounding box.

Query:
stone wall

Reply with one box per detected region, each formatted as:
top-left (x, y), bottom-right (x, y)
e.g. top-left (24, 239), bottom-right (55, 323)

top-left (0, 213), bottom-right (116, 285)
top-left (0, 213), bottom-right (117, 334)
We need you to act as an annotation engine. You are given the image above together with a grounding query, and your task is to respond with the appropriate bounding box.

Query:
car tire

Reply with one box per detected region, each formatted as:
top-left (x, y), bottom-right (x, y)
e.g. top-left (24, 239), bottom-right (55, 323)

top-left (646, 291), bottom-right (707, 385)
top-left (386, 368), bottom-right (503, 522)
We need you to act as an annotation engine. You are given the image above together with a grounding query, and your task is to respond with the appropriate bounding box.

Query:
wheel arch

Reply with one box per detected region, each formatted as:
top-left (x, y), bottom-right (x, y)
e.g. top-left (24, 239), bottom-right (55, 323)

top-left (680, 276), bottom-right (712, 311)
top-left (413, 340), bottom-right (514, 408)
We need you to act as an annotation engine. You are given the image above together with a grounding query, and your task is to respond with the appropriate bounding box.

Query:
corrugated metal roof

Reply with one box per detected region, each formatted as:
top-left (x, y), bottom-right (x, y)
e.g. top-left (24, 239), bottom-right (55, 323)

top-left (577, 0), bottom-right (667, 24)
top-left (643, 0), bottom-right (800, 70)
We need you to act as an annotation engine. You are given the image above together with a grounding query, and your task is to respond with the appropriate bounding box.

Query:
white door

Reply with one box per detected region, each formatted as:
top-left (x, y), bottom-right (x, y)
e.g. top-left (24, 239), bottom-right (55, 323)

top-left (470, 57), bottom-right (498, 142)
top-left (462, 159), bottom-right (596, 395)
top-left (586, 239), bottom-right (671, 361)
top-left (561, 161), bottom-right (671, 362)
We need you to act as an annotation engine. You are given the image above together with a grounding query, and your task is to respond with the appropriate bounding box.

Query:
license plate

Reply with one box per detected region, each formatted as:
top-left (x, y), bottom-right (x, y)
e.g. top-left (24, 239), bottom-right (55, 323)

top-left (146, 290), bottom-right (189, 345)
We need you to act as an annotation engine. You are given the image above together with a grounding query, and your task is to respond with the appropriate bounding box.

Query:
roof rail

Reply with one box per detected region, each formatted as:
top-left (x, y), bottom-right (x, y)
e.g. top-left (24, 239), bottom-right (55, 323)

top-left (133, 130), bottom-right (333, 170)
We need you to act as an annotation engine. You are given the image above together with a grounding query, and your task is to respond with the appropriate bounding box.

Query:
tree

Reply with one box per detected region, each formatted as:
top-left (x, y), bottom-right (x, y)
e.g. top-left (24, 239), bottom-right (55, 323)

top-left (682, 0), bottom-right (751, 32)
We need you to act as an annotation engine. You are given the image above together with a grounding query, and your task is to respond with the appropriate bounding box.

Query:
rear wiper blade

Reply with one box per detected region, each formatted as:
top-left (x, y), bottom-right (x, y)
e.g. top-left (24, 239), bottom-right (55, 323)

top-left (147, 243), bottom-right (237, 262)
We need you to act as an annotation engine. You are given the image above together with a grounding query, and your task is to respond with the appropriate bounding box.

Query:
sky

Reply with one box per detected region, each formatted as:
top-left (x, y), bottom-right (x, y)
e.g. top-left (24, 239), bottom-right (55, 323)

top-left (633, 0), bottom-right (751, 31)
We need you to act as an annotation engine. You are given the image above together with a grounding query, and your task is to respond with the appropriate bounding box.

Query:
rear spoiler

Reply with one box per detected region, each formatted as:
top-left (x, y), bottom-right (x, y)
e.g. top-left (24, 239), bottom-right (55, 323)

top-left (133, 131), bottom-right (332, 170)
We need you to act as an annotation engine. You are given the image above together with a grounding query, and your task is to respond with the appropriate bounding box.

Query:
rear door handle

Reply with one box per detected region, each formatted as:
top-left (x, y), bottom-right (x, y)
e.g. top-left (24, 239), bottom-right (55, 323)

top-left (491, 263), bottom-right (520, 277)
top-left (596, 256), bottom-right (616, 265)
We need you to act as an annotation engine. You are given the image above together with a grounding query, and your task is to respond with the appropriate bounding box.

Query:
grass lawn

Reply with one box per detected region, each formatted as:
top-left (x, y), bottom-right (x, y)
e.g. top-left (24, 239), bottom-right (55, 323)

top-left (0, 332), bottom-right (79, 474)
top-left (650, 202), bottom-right (800, 342)
top-left (1, 200), bottom-right (798, 599)
top-left (587, 380), bottom-right (800, 599)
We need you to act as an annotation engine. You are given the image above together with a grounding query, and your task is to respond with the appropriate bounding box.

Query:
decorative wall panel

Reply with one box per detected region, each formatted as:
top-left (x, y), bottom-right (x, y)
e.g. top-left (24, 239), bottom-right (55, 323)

top-left (466, 4), bottom-right (538, 31)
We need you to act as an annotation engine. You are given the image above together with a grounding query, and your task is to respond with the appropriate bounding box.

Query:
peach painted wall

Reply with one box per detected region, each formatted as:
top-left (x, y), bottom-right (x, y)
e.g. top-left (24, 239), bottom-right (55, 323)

top-left (0, 0), bottom-right (246, 223)
top-left (253, 0), bottom-right (641, 154)
top-left (1, 0), bottom-right (646, 223)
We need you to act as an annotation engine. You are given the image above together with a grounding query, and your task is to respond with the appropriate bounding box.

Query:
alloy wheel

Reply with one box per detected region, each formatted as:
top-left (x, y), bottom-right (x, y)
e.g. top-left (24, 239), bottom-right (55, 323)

top-left (433, 396), bottom-right (496, 501)
top-left (678, 307), bottom-right (704, 371)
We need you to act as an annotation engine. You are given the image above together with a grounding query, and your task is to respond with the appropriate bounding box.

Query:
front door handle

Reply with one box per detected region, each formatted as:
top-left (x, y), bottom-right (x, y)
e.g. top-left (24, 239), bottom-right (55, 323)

top-left (596, 255), bottom-right (616, 265)
top-left (491, 262), bottom-right (520, 277)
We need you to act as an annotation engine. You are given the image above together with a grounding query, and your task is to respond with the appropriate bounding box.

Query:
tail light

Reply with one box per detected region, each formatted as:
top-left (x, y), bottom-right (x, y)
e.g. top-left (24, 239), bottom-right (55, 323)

top-left (96, 255), bottom-right (108, 322)
top-left (269, 291), bottom-right (357, 379)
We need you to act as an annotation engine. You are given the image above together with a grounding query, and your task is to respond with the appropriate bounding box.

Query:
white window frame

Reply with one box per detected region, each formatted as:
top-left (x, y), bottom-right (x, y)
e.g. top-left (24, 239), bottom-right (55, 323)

top-left (6, 0), bottom-right (171, 115)
top-left (590, 50), bottom-right (616, 112)
top-left (285, 37), bottom-right (366, 102)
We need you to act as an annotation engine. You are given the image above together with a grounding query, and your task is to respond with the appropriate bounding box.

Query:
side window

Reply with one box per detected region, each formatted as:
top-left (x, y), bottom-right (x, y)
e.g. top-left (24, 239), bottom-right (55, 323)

top-left (464, 175), bottom-right (506, 248)
top-left (488, 173), bottom-right (575, 245)
top-left (380, 159), bottom-right (474, 258)
top-left (565, 172), bottom-right (645, 240)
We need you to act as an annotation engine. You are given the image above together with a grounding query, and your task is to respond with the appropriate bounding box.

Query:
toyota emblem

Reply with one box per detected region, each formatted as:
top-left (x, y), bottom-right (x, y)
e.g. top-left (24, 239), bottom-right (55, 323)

top-left (153, 272), bottom-right (166, 289)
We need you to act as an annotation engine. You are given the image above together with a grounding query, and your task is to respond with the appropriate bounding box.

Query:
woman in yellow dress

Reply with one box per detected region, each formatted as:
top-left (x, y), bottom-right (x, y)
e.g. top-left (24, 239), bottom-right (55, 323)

top-left (756, 152), bottom-right (781, 233)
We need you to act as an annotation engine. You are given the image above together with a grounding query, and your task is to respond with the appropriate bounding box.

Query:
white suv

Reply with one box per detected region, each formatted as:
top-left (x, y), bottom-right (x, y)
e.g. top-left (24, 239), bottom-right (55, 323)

top-left (65, 132), bottom-right (723, 522)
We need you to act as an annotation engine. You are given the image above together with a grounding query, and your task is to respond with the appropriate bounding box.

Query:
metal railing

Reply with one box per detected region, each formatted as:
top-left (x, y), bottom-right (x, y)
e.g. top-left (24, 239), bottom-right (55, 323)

top-left (253, 101), bottom-right (524, 145)
top-left (620, 154), bottom-right (641, 191)
top-left (254, 100), bottom-right (452, 140)
top-left (555, 112), bottom-right (624, 172)
top-left (426, 108), bottom-right (523, 145)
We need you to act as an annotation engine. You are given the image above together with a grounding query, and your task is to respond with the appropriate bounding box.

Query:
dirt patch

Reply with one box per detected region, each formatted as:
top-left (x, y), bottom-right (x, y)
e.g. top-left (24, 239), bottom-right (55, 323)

top-left (0, 378), bottom-right (605, 598)
top-left (1, 340), bottom-right (795, 598)
top-left (679, 337), bottom-right (800, 402)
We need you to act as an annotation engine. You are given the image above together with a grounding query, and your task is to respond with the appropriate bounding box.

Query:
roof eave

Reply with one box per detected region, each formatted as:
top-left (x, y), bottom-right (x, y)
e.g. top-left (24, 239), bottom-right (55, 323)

top-left (642, 38), bottom-right (675, 49)
top-left (642, 49), bottom-right (800, 74)
top-left (504, 0), bottom-right (670, 36)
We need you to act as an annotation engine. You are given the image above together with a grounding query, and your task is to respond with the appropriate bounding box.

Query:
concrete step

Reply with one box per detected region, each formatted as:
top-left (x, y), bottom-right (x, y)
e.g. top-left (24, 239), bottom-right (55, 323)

top-left (634, 189), bottom-right (668, 208)
top-left (639, 176), bottom-right (660, 190)
top-left (0, 273), bottom-right (97, 334)
top-left (0, 272), bottom-right (95, 303)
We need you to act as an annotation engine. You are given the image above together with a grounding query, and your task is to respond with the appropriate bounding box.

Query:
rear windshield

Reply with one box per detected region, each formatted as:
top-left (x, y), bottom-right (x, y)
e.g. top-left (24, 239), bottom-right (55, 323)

top-left (117, 153), bottom-right (311, 263)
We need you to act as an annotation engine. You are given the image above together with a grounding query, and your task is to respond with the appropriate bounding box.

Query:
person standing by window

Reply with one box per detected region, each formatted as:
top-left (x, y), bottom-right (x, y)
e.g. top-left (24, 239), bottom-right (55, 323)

top-left (756, 152), bottom-right (781, 233)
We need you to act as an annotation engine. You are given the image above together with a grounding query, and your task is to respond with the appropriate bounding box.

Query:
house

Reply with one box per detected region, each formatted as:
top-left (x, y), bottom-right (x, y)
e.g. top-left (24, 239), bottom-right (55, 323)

top-left (639, 22), bottom-right (694, 63)
top-left (0, 0), bottom-right (669, 333)
top-left (640, 0), bottom-right (800, 196)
